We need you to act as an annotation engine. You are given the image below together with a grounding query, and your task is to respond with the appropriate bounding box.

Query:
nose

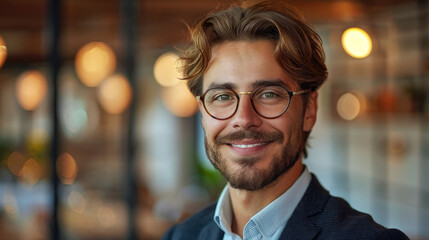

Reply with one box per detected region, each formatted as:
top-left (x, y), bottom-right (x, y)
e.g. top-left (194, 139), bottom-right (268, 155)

top-left (230, 94), bottom-right (262, 130)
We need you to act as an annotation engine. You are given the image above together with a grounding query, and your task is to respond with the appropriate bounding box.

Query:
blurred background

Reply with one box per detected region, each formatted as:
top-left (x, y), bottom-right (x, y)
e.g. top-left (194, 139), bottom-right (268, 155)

top-left (0, 0), bottom-right (428, 239)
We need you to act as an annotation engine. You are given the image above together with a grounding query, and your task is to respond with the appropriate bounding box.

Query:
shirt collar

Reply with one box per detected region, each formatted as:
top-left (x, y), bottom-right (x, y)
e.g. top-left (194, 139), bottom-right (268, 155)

top-left (214, 167), bottom-right (312, 238)
top-left (214, 183), bottom-right (233, 234)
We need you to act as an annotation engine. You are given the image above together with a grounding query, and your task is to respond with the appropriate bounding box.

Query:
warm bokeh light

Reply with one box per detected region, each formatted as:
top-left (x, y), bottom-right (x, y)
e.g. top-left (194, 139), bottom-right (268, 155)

top-left (56, 153), bottom-right (78, 185)
top-left (22, 158), bottom-right (42, 185)
top-left (97, 74), bottom-right (132, 114)
top-left (377, 87), bottom-right (398, 112)
top-left (3, 193), bottom-right (19, 217)
top-left (75, 42), bottom-right (117, 87)
top-left (337, 92), bottom-right (361, 120)
top-left (68, 191), bottom-right (86, 214)
top-left (26, 128), bottom-right (49, 154)
top-left (97, 207), bottom-right (117, 228)
top-left (0, 35), bottom-right (7, 68)
top-left (16, 70), bottom-right (48, 111)
top-left (161, 80), bottom-right (198, 117)
top-left (153, 52), bottom-right (182, 87)
top-left (342, 27), bottom-right (372, 59)
top-left (8, 151), bottom-right (26, 176)
top-left (353, 91), bottom-right (367, 113)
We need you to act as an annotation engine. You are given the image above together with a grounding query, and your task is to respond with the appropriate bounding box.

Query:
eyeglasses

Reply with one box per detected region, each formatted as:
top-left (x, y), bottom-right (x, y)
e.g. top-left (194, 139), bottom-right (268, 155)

top-left (197, 84), bottom-right (311, 120)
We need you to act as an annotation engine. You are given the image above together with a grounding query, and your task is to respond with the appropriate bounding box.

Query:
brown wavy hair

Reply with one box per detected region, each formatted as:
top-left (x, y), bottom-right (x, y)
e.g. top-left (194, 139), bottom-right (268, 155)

top-left (180, 0), bottom-right (328, 96)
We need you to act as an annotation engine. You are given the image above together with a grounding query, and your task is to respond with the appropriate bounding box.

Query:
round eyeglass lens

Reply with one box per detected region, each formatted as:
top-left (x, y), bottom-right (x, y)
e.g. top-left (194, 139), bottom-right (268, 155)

top-left (203, 88), bottom-right (238, 119)
top-left (252, 85), bottom-right (291, 118)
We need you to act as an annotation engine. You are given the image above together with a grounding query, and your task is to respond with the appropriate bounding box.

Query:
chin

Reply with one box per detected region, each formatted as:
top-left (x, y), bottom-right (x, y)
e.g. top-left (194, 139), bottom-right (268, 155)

top-left (223, 158), bottom-right (285, 191)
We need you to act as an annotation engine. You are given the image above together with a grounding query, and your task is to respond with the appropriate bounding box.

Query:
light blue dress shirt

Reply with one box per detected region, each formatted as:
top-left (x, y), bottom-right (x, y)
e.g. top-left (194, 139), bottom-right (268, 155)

top-left (214, 167), bottom-right (311, 240)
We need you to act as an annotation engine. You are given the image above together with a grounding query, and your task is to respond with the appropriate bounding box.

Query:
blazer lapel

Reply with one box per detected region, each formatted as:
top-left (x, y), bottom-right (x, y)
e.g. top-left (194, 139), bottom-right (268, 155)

top-left (279, 174), bottom-right (330, 239)
top-left (198, 221), bottom-right (224, 240)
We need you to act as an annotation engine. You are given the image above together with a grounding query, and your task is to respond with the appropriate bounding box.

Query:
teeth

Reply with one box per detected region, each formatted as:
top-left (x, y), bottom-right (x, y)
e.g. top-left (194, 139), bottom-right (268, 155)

top-left (231, 142), bottom-right (266, 148)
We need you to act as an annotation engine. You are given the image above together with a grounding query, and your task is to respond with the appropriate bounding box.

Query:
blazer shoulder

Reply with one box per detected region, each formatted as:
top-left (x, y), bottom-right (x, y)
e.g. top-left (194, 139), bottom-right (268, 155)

top-left (162, 202), bottom-right (222, 240)
top-left (316, 195), bottom-right (409, 239)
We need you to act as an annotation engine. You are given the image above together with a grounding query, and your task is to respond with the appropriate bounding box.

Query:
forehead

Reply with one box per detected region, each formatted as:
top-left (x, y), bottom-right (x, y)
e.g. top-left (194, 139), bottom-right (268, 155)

top-left (202, 40), bottom-right (297, 91)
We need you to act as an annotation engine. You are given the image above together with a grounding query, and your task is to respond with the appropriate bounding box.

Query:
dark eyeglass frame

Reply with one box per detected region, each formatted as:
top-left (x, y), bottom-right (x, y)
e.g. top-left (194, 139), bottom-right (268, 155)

top-left (196, 84), bottom-right (311, 120)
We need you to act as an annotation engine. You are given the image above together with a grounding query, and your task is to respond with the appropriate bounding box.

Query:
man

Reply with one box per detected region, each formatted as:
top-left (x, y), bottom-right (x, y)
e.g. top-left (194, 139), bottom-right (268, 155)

top-left (163, 1), bottom-right (409, 239)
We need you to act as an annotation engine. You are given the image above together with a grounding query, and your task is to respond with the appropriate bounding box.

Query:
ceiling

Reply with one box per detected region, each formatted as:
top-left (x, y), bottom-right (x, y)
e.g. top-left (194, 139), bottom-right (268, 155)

top-left (0, 0), bottom-right (417, 65)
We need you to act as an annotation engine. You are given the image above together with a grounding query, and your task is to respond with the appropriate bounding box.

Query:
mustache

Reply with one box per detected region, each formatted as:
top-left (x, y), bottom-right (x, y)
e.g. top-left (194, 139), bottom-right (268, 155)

top-left (215, 130), bottom-right (284, 145)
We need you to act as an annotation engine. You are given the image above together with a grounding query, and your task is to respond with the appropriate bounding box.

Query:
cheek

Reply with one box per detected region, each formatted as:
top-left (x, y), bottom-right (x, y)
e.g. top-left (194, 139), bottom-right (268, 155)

top-left (283, 102), bottom-right (305, 128)
top-left (201, 114), bottom-right (226, 141)
top-left (270, 117), bottom-right (299, 142)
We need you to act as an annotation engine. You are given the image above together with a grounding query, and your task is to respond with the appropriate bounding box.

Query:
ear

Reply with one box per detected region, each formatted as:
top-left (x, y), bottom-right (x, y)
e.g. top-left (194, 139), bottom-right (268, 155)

top-left (197, 97), bottom-right (205, 114)
top-left (303, 91), bottom-right (318, 132)
top-left (197, 97), bottom-right (208, 125)
top-left (197, 98), bottom-right (208, 132)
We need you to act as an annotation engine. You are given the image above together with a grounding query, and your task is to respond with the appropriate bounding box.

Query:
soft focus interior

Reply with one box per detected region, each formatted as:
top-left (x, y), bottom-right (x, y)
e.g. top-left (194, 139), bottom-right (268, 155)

top-left (0, 0), bottom-right (428, 239)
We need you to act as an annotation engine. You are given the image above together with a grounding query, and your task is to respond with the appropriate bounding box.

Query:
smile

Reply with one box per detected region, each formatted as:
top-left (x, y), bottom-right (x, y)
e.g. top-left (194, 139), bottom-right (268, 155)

top-left (230, 142), bottom-right (267, 148)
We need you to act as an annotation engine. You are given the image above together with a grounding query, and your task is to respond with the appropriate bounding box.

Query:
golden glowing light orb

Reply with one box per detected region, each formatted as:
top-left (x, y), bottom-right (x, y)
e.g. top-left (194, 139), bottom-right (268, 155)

top-left (68, 191), bottom-right (86, 214)
top-left (3, 193), bottom-right (19, 217)
top-left (97, 207), bottom-right (117, 227)
top-left (8, 151), bottom-right (26, 176)
top-left (337, 92), bottom-right (361, 120)
top-left (0, 35), bottom-right (7, 68)
top-left (56, 153), bottom-right (78, 185)
top-left (75, 42), bottom-right (117, 87)
top-left (26, 128), bottom-right (49, 154)
top-left (153, 52), bottom-right (182, 87)
top-left (342, 27), bottom-right (372, 59)
top-left (16, 70), bottom-right (48, 111)
top-left (22, 158), bottom-right (42, 185)
top-left (162, 80), bottom-right (198, 117)
top-left (97, 74), bottom-right (132, 114)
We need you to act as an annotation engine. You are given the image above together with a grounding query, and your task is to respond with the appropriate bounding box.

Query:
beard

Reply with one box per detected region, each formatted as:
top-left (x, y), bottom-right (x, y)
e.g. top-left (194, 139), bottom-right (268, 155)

top-left (204, 124), bottom-right (304, 191)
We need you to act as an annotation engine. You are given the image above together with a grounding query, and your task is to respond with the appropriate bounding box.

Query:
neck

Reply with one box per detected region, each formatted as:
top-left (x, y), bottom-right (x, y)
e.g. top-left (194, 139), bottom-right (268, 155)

top-left (229, 160), bottom-right (303, 237)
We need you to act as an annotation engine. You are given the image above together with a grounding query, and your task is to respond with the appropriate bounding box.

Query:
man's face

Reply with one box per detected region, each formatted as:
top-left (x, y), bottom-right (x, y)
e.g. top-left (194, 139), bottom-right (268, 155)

top-left (199, 40), bottom-right (317, 191)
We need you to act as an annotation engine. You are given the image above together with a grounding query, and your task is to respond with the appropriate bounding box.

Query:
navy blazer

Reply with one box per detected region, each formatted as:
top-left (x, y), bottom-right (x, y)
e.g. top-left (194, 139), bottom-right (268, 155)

top-left (163, 175), bottom-right (409, 240)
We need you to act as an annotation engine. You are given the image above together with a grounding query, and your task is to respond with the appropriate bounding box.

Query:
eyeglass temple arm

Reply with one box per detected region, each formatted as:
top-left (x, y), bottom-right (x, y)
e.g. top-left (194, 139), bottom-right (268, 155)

top-left (292, 89), bottom-right (312, 96)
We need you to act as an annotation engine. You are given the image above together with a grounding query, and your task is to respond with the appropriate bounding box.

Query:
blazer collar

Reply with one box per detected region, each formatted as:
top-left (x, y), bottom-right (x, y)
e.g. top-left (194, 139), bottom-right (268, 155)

top-left (280, 174), bottom-right (330, 239)
top-left (199, 220), bottom-right (224, 240)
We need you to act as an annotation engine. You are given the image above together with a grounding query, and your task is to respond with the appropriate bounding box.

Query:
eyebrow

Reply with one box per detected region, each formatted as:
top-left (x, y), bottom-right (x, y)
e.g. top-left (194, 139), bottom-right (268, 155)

top-left (206, 82), bottom-right (237, 90)
top-left (251, 79), bottom-right (290, 89)
top-left (204, 79), bottom-right (292, 92)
